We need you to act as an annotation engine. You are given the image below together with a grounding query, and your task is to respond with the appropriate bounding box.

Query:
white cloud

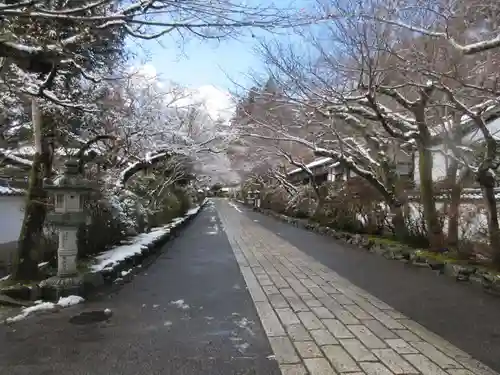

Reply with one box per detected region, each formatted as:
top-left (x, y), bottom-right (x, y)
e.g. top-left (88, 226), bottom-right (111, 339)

top-left (131, 64), bottom-right (235, 123)
top-left (194, 85), bottom-right (235, 122)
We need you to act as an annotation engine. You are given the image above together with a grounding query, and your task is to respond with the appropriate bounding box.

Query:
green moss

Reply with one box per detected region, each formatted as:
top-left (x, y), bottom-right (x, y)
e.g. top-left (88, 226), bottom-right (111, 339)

top-left (414, 250), bottom-right (462, 264)
top-left (367, 236), bottom-right (402, 247)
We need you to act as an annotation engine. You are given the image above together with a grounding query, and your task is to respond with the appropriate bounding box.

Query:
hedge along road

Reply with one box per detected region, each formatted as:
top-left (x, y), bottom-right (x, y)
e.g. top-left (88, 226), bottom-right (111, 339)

top-left (240, 204), bottom-right (500, 373)
top-left (0, 201), bottom-right (280, 375)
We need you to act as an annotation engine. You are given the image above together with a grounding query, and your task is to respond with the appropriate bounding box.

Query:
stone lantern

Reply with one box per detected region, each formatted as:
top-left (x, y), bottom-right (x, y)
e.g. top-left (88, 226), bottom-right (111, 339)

top-left (248, 190), bottom-right (261, 208)
top-left (41, 159), bottom-right (95, 294)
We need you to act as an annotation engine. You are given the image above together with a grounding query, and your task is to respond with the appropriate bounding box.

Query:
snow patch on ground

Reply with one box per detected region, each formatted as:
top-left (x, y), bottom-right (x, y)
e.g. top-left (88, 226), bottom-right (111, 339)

top-left (57, 295), bottom-right (84, 307)
top-left (5, 295), bottom-right (84, 323)
top-left (228, 201), bottom-right (242, 213)
top-left (170, 299), bottom-right (190, 310)
top-left (235, 342), bottom-right (250, 353)
top-left (206, 223), bottom-right (219, 235)
top-left (121, 269), bottom-right (132, 277)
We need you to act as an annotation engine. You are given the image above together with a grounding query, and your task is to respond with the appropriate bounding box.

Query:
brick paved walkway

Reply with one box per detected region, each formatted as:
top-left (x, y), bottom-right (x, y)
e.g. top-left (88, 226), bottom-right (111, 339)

top-left (216, 200), bottom-right (498, 375)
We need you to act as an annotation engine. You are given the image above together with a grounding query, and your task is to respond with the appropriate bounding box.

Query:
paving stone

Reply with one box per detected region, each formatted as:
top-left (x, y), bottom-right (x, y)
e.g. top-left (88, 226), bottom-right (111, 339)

top-left (340, 338), bottom-right (378, 362)
top-left (262, 285), bottom-right (280, 295)
top-left (279, 364), bottom-right (308, 375)
top-left (280, 288), bottom-right (298, 298)
top-left (254, 301), bottom-right (286, 337)
top-left (240, 266), bottom-right (267, 302)
top-left (269, 294), bottom-right (289, 309)
top-left (298, 311), bottom-right (324, 330)
top-left (311, 306), bottom-right (335, 319)
top-left (321, 284), bottom-right (339, 294)
top-left (459, 357), bottom-right (499, 375)
top-left (304, 358), bottom-right (337, 375)
top-left (372, 348), bottom-right (419, 374)
top-left (331, 293), bottom-right (355, 305)
top-left (294, 340), bottom-right (323, 358)
top-left (268, 336), bottom-right (300, 364)
top-left (310, 275), bottom-right (328, 286)
top-left (394, 329), bottom-right (422, 342)
top-left (447, 370), bottom-right (477, 375)
top-left (356, 300), bottom-right (383, 314)
top-left (286, 324), bottom-right (313, 341)
top-left (298, 292), bottom-right (314, 300)
top-left (371, 311), bottom-right (405, 330)
top-left (400, 319), bottom-right (473, 361)
top-left (403, 353), bottom-right (449, 375)
top-left (301, 278), bottom-right (318, 288)
top-left (286, 278), bottom-right (310, 294)
top-left (386, 310), bottom-right (406, 320)
top-left (344, 304), bottom-right (373, 320)
top-left (309, 287), bottom-right (329, 299)
top-left (286, 296), bottom-right (310, 312)
top-left (322, 345), bottom-right (361, 372)
top-left (386, 339), bottom-right (419, 354)
top-left (334, 309), bottom-right (361, 325)
top-left (348, 325), bottom-right (387, 349)
top-left (359, 361), bottom-right (395, 375)
top-left (305, 298), bottom-right (323, 307)
top-left (322, 319), bottom-right (354, 339)
top-left (411, 341), bottom-right (462, 369)
top-left (256, 274), bottom-right (274, 286)
top-left (367, 297), bottom-right (393, 310)
top-left (276, 308), bottom-right (301, 326)
top-left (364, 320), bottom-right (399, 340)
top-left (310, 329), bottom-right (339, 346)
top-left (270, 274), bottom-right (290, 288)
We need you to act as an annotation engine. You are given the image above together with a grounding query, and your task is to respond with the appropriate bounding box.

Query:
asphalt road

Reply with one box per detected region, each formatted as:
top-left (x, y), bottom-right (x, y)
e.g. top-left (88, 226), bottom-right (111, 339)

top-left (242, 206), bottom-right (500, 373)
top-left (0, 203), bottom-right (280, 375)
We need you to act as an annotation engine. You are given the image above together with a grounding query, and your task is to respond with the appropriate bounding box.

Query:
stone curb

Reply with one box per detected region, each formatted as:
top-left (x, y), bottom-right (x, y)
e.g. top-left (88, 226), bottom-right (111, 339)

top-left (249, 205), bottom-right (500, 297)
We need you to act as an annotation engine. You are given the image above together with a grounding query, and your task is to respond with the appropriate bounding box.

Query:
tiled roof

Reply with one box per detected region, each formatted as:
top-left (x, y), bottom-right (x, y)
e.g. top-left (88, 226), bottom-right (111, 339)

top-left (287, 158), bottom-right (338, 176)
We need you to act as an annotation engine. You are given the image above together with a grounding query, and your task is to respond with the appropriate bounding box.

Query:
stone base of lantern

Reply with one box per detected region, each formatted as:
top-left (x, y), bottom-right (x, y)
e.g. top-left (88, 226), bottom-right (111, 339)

top-left (40, 275), bottom-right (84, 301)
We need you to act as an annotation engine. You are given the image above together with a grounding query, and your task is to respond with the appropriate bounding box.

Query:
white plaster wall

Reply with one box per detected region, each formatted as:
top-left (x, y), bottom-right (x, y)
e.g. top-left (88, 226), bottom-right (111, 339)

top-left (0, 196), bottom-right (25, 244)
top-left (413, 117), bottom-right (500, 184)
top-left (413, 146), bottom-right (448, 184)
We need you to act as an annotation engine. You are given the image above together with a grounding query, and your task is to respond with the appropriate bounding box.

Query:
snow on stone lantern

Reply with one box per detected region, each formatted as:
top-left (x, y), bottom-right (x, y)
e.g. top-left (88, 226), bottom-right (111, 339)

top-left (42, 159), bottom-right (95, 294)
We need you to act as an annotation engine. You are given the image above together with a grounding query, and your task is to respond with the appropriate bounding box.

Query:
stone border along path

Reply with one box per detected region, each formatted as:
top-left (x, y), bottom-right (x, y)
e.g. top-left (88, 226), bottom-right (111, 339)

top-left (216, 200), bottom-right (499, 375)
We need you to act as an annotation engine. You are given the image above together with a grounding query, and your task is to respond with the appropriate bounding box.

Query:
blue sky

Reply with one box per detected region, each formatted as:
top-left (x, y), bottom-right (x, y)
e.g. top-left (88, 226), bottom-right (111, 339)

top-left (130, 35), bottom-right (263, 92)
top-left (126, 0), bottom-right (315, 93)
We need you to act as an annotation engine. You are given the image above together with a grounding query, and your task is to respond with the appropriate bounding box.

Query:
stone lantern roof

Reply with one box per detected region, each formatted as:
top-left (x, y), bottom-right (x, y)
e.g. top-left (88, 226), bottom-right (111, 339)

top-left (44, 160), bottom-right (96, 193)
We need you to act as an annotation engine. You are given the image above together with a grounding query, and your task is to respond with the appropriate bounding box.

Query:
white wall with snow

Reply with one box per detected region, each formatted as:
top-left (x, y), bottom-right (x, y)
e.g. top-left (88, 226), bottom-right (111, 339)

top-left (0, 196), bottom-right (24, 244)
top-left (414, 117), bottom-right (500, 184)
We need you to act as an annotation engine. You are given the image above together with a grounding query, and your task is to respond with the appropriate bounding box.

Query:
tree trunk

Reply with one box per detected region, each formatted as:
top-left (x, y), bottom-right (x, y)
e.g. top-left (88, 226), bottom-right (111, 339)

top-left (418, 145), bottom-right (444, 251)
top-left (391, 204), bottom-right (407, 240)
top-left (478, 170), bottom-right (500, 266)
top-left (446, 160), bottom-right (461, 249)
top-left (11, 99), bottom-right (52, 281)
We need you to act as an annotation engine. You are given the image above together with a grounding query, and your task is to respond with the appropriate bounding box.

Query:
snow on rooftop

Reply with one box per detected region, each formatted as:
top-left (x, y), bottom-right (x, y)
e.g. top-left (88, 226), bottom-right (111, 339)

top-left (0, 185), bottom-right (25, 196)
top-left (287, 157), bottom-right (334, 175)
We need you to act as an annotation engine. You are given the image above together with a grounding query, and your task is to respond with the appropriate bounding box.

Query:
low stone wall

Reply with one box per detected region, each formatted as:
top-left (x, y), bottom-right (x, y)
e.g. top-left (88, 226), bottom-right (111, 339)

top-left (251, 206), bottom-right (500, 297)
